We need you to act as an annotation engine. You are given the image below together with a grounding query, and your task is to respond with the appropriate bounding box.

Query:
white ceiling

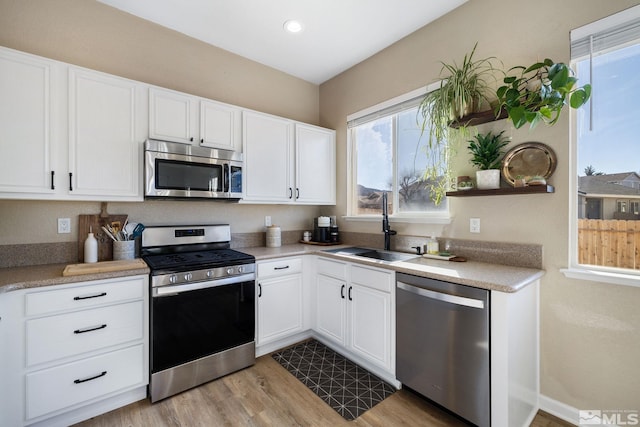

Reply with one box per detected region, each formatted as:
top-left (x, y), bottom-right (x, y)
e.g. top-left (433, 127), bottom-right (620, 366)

top-left (97, 0), bottom-right (467, 84)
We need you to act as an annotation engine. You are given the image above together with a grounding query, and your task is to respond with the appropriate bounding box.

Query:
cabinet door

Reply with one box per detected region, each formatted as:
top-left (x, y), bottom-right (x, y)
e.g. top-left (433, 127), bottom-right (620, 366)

top-left (257, 273), bottom-right (303, 345)
top-left (200, 99), bottom-right (241, 151)
top-left (295, 123), bottom-right (336, 204)
top-left (0, 48), bottom-right (59, 195)
top-left (68, 68), bottom-right (145, 200)
top-left (149, 87), bottom-right (195, 144)
top-left (315, 273), bottom-right (346, 345)
top-left (242, 111), bottom-right (293, 202)
top-left (349, 283), bottom-right (392, 370)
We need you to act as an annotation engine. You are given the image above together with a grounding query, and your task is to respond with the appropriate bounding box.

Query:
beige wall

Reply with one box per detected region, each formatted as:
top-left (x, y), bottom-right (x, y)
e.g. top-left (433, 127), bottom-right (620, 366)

top-left (0, 0), bottom-right (322, 244)
top-left (320, 0), bottom-right (640, 411)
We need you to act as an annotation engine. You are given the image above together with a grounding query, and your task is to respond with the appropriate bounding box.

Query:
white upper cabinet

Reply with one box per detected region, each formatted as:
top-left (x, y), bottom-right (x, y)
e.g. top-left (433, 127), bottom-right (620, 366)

top-left (295, 123), bottom-right (336, 204)
top-left (0, 48), bottom-right (61, 195)
top-left (149, 87), bottom-right (196, 144)
top-left (68, 67), bottom-right (146, 200)
top-left (149, 87), bottom-right (242, 151)
top-left (243, 111), bottom-right (335, 204)
top-left (243, 110), bottom-right (294, 202)
top-left (200, 99), bottom-right (241, 151)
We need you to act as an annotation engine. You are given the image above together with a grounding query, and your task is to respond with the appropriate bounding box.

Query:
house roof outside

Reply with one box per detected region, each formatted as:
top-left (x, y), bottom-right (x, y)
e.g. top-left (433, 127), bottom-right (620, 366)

top-left (579, 172), bottom-right (640, 197)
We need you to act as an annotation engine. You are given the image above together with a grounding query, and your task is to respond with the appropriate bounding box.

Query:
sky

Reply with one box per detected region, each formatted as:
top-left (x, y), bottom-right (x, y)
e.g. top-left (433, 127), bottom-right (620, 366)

top-left (576, 43), bottom-right (640, 176)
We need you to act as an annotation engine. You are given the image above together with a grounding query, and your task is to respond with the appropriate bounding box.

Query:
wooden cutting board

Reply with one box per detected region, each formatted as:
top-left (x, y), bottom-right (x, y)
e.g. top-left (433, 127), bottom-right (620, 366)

top-left (62, 259), bottom-right (148, 276)
top-left (77, 203), bottom-right (128, 262)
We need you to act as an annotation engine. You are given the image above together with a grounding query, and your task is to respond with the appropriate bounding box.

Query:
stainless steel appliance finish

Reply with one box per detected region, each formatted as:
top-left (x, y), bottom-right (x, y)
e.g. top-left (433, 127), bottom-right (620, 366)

top-left (142, 224), bottom-right (256, 403)
top-left (144, 139), bottom-right (243, 200)
top-left (396, 272), bottom-right (490, 427)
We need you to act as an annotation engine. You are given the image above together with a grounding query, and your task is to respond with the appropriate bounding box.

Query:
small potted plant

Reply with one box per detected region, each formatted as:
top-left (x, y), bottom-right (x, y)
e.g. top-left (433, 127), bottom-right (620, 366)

top-left (468, 130), bottom-right (509, 189)
top-left (496, 59), bottom-right (591, 129)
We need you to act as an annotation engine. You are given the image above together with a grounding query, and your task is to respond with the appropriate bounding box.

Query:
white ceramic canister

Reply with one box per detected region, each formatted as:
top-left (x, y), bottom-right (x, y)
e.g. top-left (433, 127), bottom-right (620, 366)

top-left (266, 225), bottom-right (282, 247)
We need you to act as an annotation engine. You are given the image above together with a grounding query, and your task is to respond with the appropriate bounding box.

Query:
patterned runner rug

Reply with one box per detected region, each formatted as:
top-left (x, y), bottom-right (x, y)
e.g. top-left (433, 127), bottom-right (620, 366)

top-left (272, 339), bottom-right (396, 420)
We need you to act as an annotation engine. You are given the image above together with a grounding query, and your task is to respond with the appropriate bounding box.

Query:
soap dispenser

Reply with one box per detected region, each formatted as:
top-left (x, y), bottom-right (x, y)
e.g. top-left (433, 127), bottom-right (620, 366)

top-left (84, 227), bottom-right (98, 263)
top-left (426, 236), bottom-right (439, 255)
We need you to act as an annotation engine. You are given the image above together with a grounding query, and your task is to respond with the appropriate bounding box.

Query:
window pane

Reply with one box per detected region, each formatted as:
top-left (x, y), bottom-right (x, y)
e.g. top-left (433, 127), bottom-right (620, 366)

top-left (354, 117), bottom-right (393, 215)
top-left (397, 107), bottom-right (447, 213)
top-left (576, 43), bottom-right (640, 270)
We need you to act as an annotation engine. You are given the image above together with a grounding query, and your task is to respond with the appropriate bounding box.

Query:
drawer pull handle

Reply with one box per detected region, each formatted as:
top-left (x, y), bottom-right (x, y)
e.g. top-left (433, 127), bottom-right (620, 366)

top-left (73, 292), bottom-right (107, 301)
top-left (74, 324), bottom-right (107, 334)
top-left (74, 370), bottom-right (107, 384)
top-left (274, 266), bottom-right (290, 270)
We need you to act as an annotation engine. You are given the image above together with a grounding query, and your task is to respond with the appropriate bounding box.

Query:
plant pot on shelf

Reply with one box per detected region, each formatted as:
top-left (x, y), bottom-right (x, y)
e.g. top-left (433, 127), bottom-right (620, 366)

top-left (476, 169), bottom-right (501, 190)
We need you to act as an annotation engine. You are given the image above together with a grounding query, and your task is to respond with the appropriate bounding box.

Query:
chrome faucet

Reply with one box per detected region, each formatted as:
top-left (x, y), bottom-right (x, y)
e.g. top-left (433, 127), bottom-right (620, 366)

top-left (382, 192), bottom-right (396, 251)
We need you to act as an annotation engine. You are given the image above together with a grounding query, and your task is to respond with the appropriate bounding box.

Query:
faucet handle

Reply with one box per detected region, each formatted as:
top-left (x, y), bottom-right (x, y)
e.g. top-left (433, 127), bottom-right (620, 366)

top-left (411, 245), bottom-right (422, 255)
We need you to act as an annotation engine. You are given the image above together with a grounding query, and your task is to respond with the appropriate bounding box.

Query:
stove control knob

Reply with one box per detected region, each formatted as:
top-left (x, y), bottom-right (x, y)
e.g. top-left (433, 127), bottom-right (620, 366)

top-left (226, 268), bottom-right (234, 275)
top-left (237, 266), bottom-right (244, 273)
top-left (169, 275), bottom-right (177, 284)
top-left (184, 273), bottom-right (193, 281)
top-left (206, 270), bottom-right (213, 278)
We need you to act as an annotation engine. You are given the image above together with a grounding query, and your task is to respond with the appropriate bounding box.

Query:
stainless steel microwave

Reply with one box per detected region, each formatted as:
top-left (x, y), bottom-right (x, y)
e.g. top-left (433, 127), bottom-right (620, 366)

top-left (144, 139), bottom-right (242, 200)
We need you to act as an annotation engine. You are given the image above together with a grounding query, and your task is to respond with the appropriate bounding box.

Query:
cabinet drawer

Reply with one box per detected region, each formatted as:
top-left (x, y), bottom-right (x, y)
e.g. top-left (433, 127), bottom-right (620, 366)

top-left (257, 257), bottom-right (302, 278)
top-left (350, 265), bottom-right (392, 293)
top-left (316, 257), bottom-right (347, 280)
top-left (26, 301), bottom-right (144, 366)
top-left (25, 276), bottom-right (146, 316)
top-left (26, 344), bottom-right (145, 420)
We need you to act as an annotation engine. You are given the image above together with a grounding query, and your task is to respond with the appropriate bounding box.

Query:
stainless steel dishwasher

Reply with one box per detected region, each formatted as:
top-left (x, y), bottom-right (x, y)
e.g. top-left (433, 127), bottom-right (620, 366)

top-left (396, 272), bottom-right (490, 427)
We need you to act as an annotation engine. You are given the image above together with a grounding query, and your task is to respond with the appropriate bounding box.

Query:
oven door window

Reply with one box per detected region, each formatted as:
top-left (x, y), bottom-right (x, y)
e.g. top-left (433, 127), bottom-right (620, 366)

top-left (155, 159), bottom-right (224, 192)
top-left (151, 281), bottom-right (255, 373)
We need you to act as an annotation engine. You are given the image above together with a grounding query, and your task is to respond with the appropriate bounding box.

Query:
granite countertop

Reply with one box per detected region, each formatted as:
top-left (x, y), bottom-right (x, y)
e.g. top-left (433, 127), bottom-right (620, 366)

top-left (0, 244), bottom-right (542, 294)
top-left (243, 243), bottom-right (544, 293)
top-left (0, 262), bottom-right (150, 294)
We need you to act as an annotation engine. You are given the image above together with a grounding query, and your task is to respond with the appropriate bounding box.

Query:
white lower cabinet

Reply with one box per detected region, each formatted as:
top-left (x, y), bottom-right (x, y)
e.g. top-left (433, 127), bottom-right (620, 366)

top-left (256, 257), bottom-right (305, 352)
top-left (0, 275), bottom-right (149, 427)
top-left (315, 258), bottom-right (394, 376)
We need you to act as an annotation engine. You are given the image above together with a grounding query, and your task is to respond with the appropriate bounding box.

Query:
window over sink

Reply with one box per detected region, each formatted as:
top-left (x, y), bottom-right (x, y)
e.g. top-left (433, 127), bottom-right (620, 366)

top-left (346, 86), bottom-right (450, 223)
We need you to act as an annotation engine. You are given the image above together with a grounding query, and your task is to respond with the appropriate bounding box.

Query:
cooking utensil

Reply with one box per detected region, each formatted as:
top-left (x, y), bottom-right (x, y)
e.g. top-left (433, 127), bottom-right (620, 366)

top-left (131, 223), bottom-right (145, 239)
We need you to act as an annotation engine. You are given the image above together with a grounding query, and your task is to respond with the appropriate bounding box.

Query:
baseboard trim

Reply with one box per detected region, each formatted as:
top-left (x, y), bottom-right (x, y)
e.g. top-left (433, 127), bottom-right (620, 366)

top-left (539, 394), bottom-right (579, 426)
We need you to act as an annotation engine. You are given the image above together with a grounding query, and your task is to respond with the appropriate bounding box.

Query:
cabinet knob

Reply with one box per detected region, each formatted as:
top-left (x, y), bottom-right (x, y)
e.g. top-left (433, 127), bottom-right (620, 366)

top-left (190, 137), bottom-right (194, 142)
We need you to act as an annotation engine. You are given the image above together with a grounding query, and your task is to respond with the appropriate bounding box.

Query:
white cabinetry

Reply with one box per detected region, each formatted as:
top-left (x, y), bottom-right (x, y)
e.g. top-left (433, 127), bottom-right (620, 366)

top-left (0, 275), bottom-right (149, 427)
top-left (243, 111), bottom-right (335, 204)
top-left (256, 257), bottom-right (305, 354)
top-left (315, 258), bottom-right (394, 378)
top-left (0, 47), bottom-right (145, 201)
top-left (149, 87), bottom-right (196, 144)
top-left (0, 47), bottom-right (61, 195)
top-left (68, 67), bottom-right (145, 200)
top-left (295, 123), bottom-right (336, 204)
top-left (149, 87), bottom-right (241, 151)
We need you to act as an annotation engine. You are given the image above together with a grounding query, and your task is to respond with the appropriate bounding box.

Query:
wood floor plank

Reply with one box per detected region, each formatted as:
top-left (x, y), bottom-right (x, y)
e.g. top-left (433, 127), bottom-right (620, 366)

top-left (75, 354), bottom-right (569, 427)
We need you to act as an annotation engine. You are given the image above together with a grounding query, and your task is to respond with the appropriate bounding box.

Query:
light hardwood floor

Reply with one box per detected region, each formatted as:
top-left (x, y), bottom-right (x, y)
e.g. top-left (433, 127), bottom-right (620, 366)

top-left (75, 355), bottom-right (572, 427)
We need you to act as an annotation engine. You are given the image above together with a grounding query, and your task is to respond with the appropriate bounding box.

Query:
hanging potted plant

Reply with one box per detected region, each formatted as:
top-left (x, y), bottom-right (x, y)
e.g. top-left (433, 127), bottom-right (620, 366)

top-left (417, 43), bottom-right (498, 203)
top-left (496, 59), bottom-right (591, 129)
top-left (468, 130), bottom-right (509, 189)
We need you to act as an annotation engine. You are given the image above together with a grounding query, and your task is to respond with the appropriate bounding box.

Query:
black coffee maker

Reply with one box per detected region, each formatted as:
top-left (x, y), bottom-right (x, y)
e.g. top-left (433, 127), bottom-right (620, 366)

top-left (314, 216), bottom-right (330, 243)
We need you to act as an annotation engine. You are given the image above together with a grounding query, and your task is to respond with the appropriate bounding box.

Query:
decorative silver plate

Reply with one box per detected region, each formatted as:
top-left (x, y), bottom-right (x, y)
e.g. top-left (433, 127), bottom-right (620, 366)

top-left (501, 142), bottom-right (557, 186)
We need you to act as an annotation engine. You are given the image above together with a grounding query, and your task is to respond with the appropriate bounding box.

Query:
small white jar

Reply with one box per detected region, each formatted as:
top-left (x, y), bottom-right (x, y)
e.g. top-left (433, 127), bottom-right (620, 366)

top-left (266, 225), bottom-right (282, 247)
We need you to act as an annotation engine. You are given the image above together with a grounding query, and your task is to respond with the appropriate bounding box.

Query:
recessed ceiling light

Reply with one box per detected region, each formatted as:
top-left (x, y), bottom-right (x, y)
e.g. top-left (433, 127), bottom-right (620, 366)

top-left (283, 20), bottom-right (304, 34)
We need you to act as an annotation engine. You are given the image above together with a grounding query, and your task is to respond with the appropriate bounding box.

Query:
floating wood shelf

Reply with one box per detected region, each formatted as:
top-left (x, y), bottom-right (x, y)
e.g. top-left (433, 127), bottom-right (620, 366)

top-left (446, 184), bottom-right (555, 197)
top-left (449, 108), bottom-right (508, 129)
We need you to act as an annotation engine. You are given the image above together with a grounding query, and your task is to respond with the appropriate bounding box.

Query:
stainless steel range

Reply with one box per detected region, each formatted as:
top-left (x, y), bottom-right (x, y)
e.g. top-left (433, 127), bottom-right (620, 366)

top-left (141, 224), bottom-right (256, 403)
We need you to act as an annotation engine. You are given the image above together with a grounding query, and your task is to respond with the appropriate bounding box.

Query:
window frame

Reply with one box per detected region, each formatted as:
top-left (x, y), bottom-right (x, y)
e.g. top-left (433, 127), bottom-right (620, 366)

top-left (344, 84), bottom-right (452, 224)
top-left (563, 5), bottom-right (640, 288)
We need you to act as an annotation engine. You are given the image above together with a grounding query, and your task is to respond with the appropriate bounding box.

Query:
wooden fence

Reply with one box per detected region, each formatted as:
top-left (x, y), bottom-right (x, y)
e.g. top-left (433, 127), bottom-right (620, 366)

top-left (578, 219), bottom-right (640, 269)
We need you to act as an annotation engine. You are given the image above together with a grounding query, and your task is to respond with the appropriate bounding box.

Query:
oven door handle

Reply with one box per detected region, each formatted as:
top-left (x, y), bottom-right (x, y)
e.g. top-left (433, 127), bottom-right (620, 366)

top-left (152, 273), bottom-right (255, 297)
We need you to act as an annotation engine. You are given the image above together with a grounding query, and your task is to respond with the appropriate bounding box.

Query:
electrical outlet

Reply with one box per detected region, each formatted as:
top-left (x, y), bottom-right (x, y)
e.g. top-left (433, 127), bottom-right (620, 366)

top-left (265, 216), bottom-right (272, 227)
top-left (58, 218), bottom-right (71, 234)
top-left (470, 218), bottom-right (480, 233)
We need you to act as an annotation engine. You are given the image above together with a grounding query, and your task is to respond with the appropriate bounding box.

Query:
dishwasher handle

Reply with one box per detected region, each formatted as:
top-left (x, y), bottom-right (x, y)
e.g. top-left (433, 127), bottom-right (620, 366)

top-left (397, 281), bottom-right (485, 309)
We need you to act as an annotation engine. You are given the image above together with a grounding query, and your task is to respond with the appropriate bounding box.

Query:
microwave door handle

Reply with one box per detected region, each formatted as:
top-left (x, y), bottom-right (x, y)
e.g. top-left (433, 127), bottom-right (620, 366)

top-left (224, 164), bottom-right (230, 193)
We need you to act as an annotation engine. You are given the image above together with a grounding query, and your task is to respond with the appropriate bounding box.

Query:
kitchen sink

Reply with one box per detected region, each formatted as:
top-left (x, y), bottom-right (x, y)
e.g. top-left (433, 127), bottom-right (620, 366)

top-left (323, 247), bottom-right (419, 263)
